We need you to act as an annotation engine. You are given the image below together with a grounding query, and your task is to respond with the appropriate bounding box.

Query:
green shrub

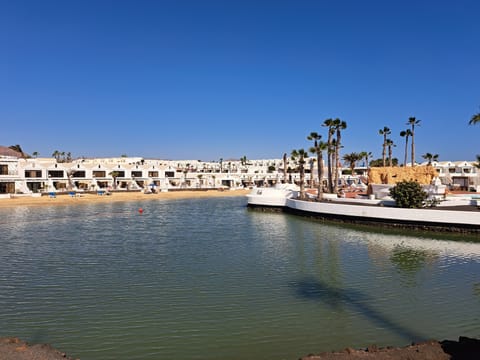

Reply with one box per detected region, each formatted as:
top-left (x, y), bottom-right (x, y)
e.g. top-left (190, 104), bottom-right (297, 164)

top-left (389, 180), bottom-right (428, 208)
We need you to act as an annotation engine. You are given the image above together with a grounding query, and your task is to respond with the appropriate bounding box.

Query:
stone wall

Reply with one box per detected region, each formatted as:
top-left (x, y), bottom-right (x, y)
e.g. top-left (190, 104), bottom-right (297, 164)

top-left (368, 166), bottom-right (438, 185)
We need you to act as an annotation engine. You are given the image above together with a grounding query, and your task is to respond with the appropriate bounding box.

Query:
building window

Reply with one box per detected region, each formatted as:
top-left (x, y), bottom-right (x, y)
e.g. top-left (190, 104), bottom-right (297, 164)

top-left (0, 182), bottom-right (15, 194)
top-left (73, 171), bottom-right (86, 178)
top-left (0, 165), bottom-right (8, 175)
top-left (131, 171), bottom-right (142, 177)
top-left (24, 170), bottom-right (42, 178)
top-left (93, 171), bottom-right (106, 177)
top-left (148, 171), bottom-right (159, 177)
top-left (48, 170), bottom-right (64, 178)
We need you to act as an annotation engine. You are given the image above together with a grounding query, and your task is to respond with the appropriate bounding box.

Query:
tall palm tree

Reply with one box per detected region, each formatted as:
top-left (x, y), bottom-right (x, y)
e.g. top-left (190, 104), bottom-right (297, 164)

top-left (322, 118), bottom-right (335, 193)
top-left (282, 153), bottom-right (287, 183)
top-left (422, 153), bottom-right (439, 165)
top-left (32, 151), bottom-right (39, 158)
top-left (333, 119), bottom-right (347, 193)
top-left (386, 139), bottom-right (395, 167)
top-left (307, 132), bottom-right (320, 184)
top-left (469, 111), bottom-right (480, 125)
top-left (399, 129), bottom-right (412, 167)
top-left (342, 152), bottom-right (361, 175)
top-left (378, 127), bottom-right (391, 167)
top-left (330, 138), bottom-right (339, 191)
top-left (308, 132), bottom-right (328, 200)
top-left (407, 117), bottom-right (421, 167)
top-left (291, 149), bottom-right (308, 199)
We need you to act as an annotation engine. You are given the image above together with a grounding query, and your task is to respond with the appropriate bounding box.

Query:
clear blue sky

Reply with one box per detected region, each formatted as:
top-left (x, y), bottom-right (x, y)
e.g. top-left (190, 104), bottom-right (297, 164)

top-left (1, 0), bottom-right (479, 162)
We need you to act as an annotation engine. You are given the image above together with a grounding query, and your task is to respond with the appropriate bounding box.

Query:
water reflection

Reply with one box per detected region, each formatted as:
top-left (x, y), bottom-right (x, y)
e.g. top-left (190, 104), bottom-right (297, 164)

top-left (389, 246), bottom-right (436, 287)
top-left (473, 283), bottom-right (480, 299)
top-left (359, 232), bottom-right (480, 262)
top-left (1, 200), bottom-right (480, 360)
top-left (291, 276), bottom-right (426, 342)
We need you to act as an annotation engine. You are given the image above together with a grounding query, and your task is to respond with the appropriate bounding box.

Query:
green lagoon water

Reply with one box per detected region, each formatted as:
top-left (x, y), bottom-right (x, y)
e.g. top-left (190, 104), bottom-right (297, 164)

top-left (0, 196), bottom-right (479, 359)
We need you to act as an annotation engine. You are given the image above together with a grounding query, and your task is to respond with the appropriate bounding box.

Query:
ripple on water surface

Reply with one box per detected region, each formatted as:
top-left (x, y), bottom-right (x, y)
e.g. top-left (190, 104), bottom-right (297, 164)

top-left (0, 197), bottom-right (479, 360)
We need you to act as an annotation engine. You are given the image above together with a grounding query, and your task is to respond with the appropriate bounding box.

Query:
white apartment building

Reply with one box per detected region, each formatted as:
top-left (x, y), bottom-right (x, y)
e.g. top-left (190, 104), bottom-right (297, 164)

top-left (1, 156), bottom-right (479, 195)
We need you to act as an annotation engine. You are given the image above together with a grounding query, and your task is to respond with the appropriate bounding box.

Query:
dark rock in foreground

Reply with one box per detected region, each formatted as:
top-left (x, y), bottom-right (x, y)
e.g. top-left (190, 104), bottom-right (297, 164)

top-left (0, 337), bottom-right (77, 360)
top-left (1, 336), bottom-right (479, 359)
top-left (300, 337), bottom-right (480, 360)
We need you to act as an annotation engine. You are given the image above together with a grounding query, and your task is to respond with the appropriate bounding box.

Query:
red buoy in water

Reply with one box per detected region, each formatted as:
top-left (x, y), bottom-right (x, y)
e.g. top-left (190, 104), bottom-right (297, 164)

top-left (138, 208), bottom-right (143, 214)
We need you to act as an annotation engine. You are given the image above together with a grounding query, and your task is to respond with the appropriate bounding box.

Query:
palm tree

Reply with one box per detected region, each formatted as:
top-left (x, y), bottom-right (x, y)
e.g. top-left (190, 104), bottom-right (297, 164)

top-left (474, 155), bottom-right (480, 169)
top-left (358, 151), bottom-right (372, 168)
top-left (109, 171), bottom-right (120, 190)
top-left (407, 117), bottom-right (421, 167)
top-left (399, 129), bottom-right (412, 166)
top-left (386, 139), bottom-right (396, 167)
top-left (52, 150), bottom-right (60, 161)
top-left (333, 118), bottom-right (347, 193)
top-left (291, 149), bottom-right (308, 199)
top-left (308, 132), bottom-right (327, 200)
top-left (469, 111), bottom-right (480, 125)
top-left (282, 153), bottom-right (288, 183)
top-left (422, 153), bottom-right (439, 165)
top-left (66, 170), bottom-right (76, 191)
top-left (32, 151), bottom-right (39, 158)
top-left (342, 152), bottom-right (361, 175)
top-left (358, 151), bottom-right (372, 185)
top-left (378, 126), bottom-right (391, 167)
top-left (240, 156), bottom-right (248, 166)
top-left (322, 118), bottom-right (336, 193)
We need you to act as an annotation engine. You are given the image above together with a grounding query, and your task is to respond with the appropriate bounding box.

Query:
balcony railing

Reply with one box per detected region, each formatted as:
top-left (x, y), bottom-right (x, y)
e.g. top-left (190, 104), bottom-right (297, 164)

top-left (0, 170), bottom-right (18, 176)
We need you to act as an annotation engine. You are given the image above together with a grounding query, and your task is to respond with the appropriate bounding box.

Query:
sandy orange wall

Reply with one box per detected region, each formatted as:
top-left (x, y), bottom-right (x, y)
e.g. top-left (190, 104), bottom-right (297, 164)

top-left (368, 166), bottom-right (438, 185)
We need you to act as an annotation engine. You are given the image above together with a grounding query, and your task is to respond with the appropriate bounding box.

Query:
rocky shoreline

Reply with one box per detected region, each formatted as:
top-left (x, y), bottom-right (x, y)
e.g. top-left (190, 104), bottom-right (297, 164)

top-left (0, 337), bottom-right (76, 360)
top-left (1, 337), bottom-right (479, 359)
top-left (300, 337), bottom-right (480, 360)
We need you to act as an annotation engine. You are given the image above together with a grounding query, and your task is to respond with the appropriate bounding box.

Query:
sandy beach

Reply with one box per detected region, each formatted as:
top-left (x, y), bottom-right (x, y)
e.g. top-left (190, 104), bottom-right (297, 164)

top-left (0, 189), bottom-right (250, 209)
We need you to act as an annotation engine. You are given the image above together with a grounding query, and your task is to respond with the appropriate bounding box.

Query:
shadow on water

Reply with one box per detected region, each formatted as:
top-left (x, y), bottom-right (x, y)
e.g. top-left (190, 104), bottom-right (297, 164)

top-left (290, 276), bottom-right (426, 343)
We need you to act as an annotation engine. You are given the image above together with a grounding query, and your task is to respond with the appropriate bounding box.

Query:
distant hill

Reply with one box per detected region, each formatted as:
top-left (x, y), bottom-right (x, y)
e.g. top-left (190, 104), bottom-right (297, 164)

top-left (0, 146), bottom-right (24, 158)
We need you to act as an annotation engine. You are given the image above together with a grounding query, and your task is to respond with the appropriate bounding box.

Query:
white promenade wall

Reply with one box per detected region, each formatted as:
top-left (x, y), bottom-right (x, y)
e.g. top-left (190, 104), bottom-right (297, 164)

top-left (286, 199), bottom-right (480, 226)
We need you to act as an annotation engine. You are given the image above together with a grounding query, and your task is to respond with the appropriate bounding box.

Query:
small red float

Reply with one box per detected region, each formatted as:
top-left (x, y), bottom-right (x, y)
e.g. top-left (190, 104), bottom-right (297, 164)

top-left (138, 208), bottom-right (143, 214)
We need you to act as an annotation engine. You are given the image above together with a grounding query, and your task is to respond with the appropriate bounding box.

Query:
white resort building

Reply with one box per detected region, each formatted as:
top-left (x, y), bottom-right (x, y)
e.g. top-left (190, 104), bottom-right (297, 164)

top-left (0, 155), bottom-right (479, 195)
